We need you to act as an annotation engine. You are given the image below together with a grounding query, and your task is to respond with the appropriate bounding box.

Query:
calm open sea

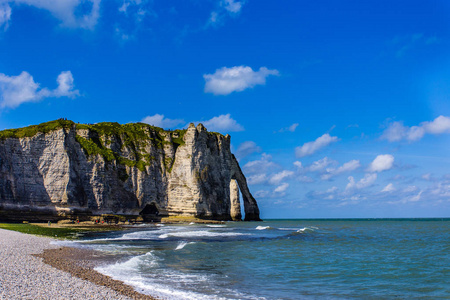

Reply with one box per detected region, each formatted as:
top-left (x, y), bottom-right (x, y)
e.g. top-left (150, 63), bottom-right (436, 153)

top-left (63, 219), bottom-right (450, 299)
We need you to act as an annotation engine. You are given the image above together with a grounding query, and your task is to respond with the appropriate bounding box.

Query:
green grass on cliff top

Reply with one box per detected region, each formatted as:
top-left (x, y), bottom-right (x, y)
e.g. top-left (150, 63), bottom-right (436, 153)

top-left (0, 119), bottom-right (196, 140)
top-left (0, 119), bottom-right (225, 140)
top-left (0, 119), bottom-right (74, 139)
top-left (0, 119), bottom-right (225, 173)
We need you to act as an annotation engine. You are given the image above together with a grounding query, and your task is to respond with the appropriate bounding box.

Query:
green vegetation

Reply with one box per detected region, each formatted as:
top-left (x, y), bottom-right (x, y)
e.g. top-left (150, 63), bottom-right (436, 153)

top-left (0, 119), bottom-right (74, 140)
top-left (171, 129), bottom-right (187, 146)
top-left (0, 223), bottom-right (85, 239)
top-left (75, 135), bottom-right (116, 162)
top-left (0, 119), bottom-right (226, 175)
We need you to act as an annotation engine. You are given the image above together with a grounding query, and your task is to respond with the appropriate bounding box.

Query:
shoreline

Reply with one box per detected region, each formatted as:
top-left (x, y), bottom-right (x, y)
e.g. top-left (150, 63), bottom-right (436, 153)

top-left (0, 228), bottom-right (157, 300)
top-left (37, 247), bottom-right (156, 300)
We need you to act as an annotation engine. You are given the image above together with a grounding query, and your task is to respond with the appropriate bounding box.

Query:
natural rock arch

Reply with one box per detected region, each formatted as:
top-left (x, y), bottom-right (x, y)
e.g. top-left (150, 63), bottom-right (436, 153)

top-left (230, 155), bottom-right (261, 221)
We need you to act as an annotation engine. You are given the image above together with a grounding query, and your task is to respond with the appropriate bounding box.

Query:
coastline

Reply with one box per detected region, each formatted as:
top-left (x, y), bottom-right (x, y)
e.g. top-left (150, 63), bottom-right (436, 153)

top-left (0, 228), bottom-right (156, 300)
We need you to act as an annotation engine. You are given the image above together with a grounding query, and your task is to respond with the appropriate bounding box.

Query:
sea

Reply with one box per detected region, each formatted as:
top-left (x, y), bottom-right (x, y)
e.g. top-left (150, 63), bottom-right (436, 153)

top-left (59, 219), bottom-right (450, 299)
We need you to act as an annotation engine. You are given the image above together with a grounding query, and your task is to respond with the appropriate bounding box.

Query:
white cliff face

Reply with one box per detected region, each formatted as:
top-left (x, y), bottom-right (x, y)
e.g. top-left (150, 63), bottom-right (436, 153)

top-left (0, 120), bottom-right (261, 221)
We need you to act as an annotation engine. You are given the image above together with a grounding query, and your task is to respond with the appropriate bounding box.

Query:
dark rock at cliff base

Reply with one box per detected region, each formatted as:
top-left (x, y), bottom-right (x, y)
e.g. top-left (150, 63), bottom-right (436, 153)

top-left (0, 119), bottom-right (261, 221)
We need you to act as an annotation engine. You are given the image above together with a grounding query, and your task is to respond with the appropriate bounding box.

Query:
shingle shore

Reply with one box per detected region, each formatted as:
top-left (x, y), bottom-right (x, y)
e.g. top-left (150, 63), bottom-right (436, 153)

top-left (0, 228), bottom-right (154, 300)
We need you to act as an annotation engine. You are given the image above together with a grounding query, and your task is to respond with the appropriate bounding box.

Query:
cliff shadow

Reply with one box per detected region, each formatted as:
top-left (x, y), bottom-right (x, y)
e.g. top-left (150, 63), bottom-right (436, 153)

top-left (139, 203), bottom-right (162, 222)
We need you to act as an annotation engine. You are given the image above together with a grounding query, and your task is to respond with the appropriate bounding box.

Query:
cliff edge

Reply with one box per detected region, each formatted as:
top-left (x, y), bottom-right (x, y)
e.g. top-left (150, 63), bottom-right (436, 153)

top-left (0, 120), bottom-right (261, 221)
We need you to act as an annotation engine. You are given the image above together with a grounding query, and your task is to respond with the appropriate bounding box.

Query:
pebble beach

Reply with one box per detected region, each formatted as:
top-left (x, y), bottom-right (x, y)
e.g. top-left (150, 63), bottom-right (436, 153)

top-left (0, 228), bottom-right (154, 300)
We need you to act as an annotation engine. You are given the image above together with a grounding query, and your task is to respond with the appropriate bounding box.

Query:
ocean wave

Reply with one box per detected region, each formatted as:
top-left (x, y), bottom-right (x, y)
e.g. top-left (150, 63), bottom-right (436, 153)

top-left (123, 277), bottom-right (230, 300)
top-left (255, 226), bottom-right (272, 230)
top-left (297, 227), bottom-right (315, 233)
top-left (159, 231), bottom-right (248, 239)
top-left (175, 241), bottom-right (196, 250)
top-left (206, 225), bottom-right (227, 228)
top-left (96, 251), bottom-right (159, 276)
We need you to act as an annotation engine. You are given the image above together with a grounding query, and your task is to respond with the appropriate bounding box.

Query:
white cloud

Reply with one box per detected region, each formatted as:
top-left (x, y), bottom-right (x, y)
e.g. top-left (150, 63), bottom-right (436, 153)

top-left (403, 185), bottom-right (418, 193)
top-left (141, 114), bottom-right (184, 129)
top-left (297, 175), bottom-right (314, 183)
top-left (381, 116), bottom-right (450, 142)
top-left (423, 115), bottom-right (450, 134)
top-left (119, 2), bottom-right (130, 13)
top-left (295, 133), bottom-right (339, 157)
top-left (422, 173), bottom-right (432, 181)
top-left (222, 0), bottom-right (242, 13)
top-left (279, 123), bottom-right (299, 133)
top-left (207, 0), bottom-right (244, 27)
top-left (321, 159), bottom-right (361, 180)
top-left (209, 11), bottom-right (218, 23)
top-left (196, 114), bottom-right (244, 132)
top-left (0, 70), bottom-right (79, 109)
top-left (288, 123), bottom-right (299, 132)
top-left (346, 173), bottom-right (377, 190)
top-left (11, 0), bottom-right (101, 29)
top-left (269, 170), bottom-right (294, 185)
top-left (0, 2), bottom-right (11, 30)
top-left (54, 71), bottom-right (79, 97)
top-left (293, 161), bottom-right (302, 168)
top-left (244, 153), bottom-right (277, 175)
top-left (274, 183), bottom-right (289, 193)
top-left (381, 183), bottom-right (395, 192)
top-left (204, 66), bottom-right (279, 95)
top-left (367, 154), bottom-right (394, 173)
top-left (308, 157), bottom-right (336, 172)
top-left (254, 190), bottom-right (270, 198)
top-left (409, 191), bottom-right (423, 202)
top-left (235, 141), bottom-right (261, 159)
top-left (247, 174), bottom-right (267, 185)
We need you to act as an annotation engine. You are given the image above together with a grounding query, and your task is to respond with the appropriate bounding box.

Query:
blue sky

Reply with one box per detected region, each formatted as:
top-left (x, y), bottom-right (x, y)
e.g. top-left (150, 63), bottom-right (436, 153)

top-left (1, 0), bottom-right (450, 218)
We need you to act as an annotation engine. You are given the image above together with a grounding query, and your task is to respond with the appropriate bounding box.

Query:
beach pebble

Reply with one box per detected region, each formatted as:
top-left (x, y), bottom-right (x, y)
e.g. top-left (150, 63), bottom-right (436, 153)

top-left (0, 228), bottom-right (132, 300)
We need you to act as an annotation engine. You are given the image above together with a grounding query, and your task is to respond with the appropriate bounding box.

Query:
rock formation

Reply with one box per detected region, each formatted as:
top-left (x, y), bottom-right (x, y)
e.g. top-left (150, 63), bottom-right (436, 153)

top-left (0, 120), bottom-right (261, 221)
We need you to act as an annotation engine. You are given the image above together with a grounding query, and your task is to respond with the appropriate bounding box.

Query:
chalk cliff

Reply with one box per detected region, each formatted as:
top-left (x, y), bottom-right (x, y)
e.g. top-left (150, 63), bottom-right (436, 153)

top-left (0, 120), bottom-right (261, 221)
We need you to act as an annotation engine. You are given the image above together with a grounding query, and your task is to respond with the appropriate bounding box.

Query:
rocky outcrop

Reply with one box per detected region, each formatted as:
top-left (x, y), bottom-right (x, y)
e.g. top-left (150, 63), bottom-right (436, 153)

top-left (229, 179), bottom-right (241, 221)
top-left (0, 120), bottom-right (261, 221)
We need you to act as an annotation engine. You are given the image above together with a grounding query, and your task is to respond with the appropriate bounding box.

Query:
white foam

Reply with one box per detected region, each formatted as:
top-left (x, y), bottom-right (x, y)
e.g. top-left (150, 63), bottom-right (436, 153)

top-left (255, 226), bottom-right (271, 230)
top-left (297, 227), bottom-right (314, 233)
top-left (96, 254), bottom-right (231, 300)
top-left (159, 231), bottom-right (248, 239)
top-left (206, 225), bottom-right (226, 228)
top-left (174, 241), bottom-right (196, 250)
top-left (96, 251), bottom-right (159, 277)
top-left (122, 278), bottom-right (228, 300)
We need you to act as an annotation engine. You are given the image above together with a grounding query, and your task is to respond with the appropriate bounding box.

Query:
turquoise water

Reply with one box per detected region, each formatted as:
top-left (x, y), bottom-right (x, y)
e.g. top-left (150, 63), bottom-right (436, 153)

top-left (68, 219), bottom-right (450, 299)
